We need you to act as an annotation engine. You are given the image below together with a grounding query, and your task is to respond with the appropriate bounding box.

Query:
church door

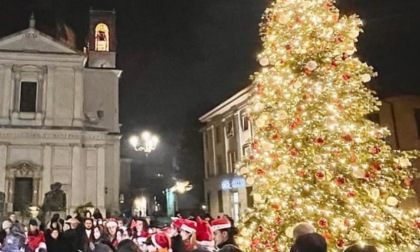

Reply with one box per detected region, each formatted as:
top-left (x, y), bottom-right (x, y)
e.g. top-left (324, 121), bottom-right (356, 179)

top-left (13, 178), bottom-right (33, 212)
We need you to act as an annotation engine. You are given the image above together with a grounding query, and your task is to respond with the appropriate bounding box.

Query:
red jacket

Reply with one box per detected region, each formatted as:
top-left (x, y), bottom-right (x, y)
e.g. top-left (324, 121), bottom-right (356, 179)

top-left (27, 230), bottom-right (46, 251)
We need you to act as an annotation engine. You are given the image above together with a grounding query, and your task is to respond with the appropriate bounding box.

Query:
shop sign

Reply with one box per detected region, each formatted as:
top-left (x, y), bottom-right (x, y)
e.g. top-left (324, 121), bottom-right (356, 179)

top-left (221, 177), bottom-right (246, 190)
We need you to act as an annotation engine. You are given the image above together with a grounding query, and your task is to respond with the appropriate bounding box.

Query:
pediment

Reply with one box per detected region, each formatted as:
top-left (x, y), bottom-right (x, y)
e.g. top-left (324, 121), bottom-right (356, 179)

top-left (0, 28), bottom-right (79, 54)
top-left (6, 160), bottom-right (42, 172)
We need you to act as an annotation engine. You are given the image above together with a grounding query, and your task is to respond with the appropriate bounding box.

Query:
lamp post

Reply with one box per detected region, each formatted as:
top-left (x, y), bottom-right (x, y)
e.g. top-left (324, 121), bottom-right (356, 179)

top-left (166, 180), bottom-right (193, 217)
top-left (129, 131), bottom-right (159, 155)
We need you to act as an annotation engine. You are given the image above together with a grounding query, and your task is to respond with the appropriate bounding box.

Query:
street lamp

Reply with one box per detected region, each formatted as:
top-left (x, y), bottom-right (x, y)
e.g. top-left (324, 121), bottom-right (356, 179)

top-left (170, 180), bottom-right (193, 193)
top-left (166, 180), bottom-right (193, 217)
top-left (129, 131), bottom-right (159, 154)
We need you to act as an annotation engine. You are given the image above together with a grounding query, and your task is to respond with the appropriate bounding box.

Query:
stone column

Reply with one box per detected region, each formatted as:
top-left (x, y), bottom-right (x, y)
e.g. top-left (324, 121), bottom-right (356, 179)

top-left (0, 65), bottom-right (12, 124)
top-left (72, 67), bottom-right (84, 127)
top-left (32, 178), bottom-right (41, 206)
top-left (41, 144), bottom-right (52, 202)
top-left (12, 72), bottom-right (20, 112)
top-left (0, 143), bottom-right (9, 193)
top-left (71, 144), bottom-right (84, 208)
top-left (96, 146), bottom-right (105, 209)
top-left (44, 66), bottom-right (55, 126)
top-left (112, 139), bottom-right (121, 212)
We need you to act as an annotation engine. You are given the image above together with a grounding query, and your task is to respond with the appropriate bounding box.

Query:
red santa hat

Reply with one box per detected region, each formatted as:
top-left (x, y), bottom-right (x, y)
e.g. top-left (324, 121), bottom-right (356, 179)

top-left (106, 218), bottom-right (118, 228)
top-left (171, 217), bottom-right (183, 229)
top-left (180, 219), bottom-right (197, 233)
top-left (151, 232), bottom-right (171, 249)
top-left (196, 217), bottom-right (214, 246)
top-left (211, 218), bottom-right (231, 231)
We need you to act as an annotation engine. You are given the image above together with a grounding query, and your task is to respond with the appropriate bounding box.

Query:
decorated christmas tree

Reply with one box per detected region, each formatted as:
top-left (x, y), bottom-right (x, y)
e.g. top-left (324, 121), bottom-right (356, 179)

top-left (236, 0), bottom-right (420, 251)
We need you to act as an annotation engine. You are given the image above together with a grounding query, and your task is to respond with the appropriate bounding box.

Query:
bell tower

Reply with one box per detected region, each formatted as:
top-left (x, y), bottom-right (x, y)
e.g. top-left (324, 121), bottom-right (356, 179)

top-left (87, 9), bottom-right (117, 68)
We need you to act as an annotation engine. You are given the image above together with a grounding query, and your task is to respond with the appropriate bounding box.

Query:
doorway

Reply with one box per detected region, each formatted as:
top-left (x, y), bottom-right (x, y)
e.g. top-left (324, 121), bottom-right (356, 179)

top-left (13, 178), bottom-right (33, 212)
top-left (232, 191), bottom-right (240, 222)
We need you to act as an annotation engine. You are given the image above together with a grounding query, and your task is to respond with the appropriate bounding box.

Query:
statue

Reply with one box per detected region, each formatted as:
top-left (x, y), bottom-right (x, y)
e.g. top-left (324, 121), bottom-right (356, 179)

top-left (42, 182), bottom-right (66, 212)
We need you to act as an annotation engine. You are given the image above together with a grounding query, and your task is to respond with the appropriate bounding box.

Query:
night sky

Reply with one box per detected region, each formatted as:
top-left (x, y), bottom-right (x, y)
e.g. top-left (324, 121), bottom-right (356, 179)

top-left (1, 0), bottom-right (419, 210)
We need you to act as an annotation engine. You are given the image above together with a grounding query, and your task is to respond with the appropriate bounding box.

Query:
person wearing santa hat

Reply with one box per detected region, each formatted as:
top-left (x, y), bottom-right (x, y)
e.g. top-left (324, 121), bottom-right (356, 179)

top-left (130, 217), bottom-right (150, 247)
top-left (179, 219), bottom-right (197, 252)
top-left (146, 232), bottom-right (172, 252)
top-left (211, 218), bottom-right (240, 251)
top-left (193, 217), bottom-right (214, 252)
top-left (169, 218), bottom-right (186, 252)
top-left (105, 218), bottom-right (119, 248)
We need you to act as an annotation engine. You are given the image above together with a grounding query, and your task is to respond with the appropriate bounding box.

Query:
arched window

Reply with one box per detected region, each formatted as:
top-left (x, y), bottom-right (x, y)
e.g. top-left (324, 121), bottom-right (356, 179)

top-left (95, 23), bottom-right (109, 51)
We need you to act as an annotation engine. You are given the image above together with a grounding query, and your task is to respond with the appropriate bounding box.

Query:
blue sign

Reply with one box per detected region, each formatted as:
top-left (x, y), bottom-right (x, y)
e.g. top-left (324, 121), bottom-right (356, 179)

top-left (221, 177), bottom-right (246, 190)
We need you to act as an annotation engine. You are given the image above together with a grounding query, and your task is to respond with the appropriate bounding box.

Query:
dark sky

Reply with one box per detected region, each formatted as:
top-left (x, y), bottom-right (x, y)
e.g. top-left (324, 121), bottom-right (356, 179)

top-left (1, 0), bottom-right (419, 205)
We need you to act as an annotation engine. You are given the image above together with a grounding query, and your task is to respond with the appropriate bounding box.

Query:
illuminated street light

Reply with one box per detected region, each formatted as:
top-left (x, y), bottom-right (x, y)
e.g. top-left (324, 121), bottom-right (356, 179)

top-left (166, 180), bottom-right (193, 217)
top-left (170, 180), bottom-right (193, 194)
top-left (129, 131), bottom-right (159, 154)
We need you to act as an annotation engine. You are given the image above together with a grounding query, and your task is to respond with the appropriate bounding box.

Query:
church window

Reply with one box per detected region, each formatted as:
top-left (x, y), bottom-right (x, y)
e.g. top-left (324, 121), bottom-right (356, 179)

top-left (95, 23), bottom-right (109, 51)
top-left (19, 81), bottom-right (37, 112)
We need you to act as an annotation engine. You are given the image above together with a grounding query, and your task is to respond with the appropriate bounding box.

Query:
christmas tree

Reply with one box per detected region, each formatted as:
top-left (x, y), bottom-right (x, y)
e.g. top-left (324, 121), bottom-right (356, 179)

top-left (236, 0), bottom-right (420, 251)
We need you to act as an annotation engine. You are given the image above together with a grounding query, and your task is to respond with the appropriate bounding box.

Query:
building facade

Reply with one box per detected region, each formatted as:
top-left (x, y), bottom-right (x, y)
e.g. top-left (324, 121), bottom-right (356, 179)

top-left (0, 10), bottom-right (121, 216)
top-left (200, 88), bottom-right (420, 220)
top-left (199, 86), bottom-right (254, 221)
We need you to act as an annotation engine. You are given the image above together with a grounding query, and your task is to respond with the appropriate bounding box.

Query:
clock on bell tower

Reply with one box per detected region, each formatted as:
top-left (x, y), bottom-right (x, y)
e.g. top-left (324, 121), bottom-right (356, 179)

top-left (87, 9), bottom-right (117, 68)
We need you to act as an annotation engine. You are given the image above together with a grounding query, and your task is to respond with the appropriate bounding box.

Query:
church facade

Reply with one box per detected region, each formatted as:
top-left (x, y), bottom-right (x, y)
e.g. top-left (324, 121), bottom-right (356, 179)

top-left (0, 10), bottom-right (121, 216)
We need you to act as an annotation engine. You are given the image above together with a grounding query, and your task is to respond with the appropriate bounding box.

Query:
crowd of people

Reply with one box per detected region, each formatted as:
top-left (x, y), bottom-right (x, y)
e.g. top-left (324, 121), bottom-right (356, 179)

top-left (0, 212), bottom-right (378, 252)
top-left (0, 211), bottom-right (242, 252)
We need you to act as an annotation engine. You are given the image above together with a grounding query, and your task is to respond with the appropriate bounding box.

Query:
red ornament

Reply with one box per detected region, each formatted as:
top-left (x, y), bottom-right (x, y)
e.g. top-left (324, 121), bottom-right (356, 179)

top-left (257, 83), bottom-right (264, 94)
top-left (341, 134), bottom-right (352, 142)
top-left (289, 121), bottom-right (298, 129)
top-left (336, 239), bottom-right (346, 249)
top-left (298, 169), bottom-right (306, 177)
top-left (251, 140), bottom-right (259, 150)
top-left (323, 231), bottom-right (331, 240)
top-left (371, 162), bottom-right (381, 171)
top-left (349, 154), bottom-right (357, 163)
top-left (302, 93), bottom-right (314, 100)
top-left (336, 101), bottom-right (344, 110)
top-left (251, 239), bottom-right (260, 250)
top-left (343, 219), bottom-right (351, 227)
top-left (314, 137), bottom-right (324, 145)
top-left (285, 44), bottom-right (292, 51)
top-left (304, 68), bottom-right (312, 75)
top-left (257, 168), bottom-right (265, 175)
top-left (412, 219), bottom-right (420, 229)
top-left (342, 53), bottom-right (349, 60)
top-left (271, 203), bottom-right (280, 210)
top-left (330, 61), bottom-right (338, 69)
top-left (272, 133), bottom-right (281, 140)
top-left (364, 171), bottom-right (372, 179)
top-left (324, 2), bottom-right (333, 9)
top-left (290, 148), bottom-right (299, 157)
top-left (346, 190), bottom-right (356, 198)
top-left (267, 123), bottom-right (276, 131)
top-left (316, 171), bottom-right (325, 180)
top-left (334, 36), bottom-right (344, 43)
top-left (334, 176), bottom-right (346, 186)
top-left (342, 73), bottom-right (351, 80)
top-left (275, 217), bottom-right (282, 224)
top-left (318, 218), bottom-right (328, 228)
top-left (369, 146), bottom-right (381, 154)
